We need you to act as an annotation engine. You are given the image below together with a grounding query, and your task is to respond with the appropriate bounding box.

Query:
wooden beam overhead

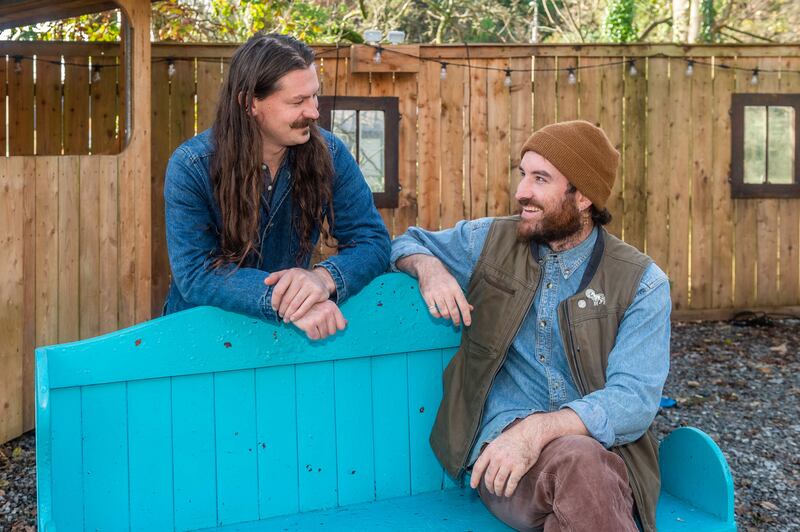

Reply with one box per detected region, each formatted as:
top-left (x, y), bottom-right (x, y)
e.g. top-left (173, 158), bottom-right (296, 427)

top-left (0, 0), bottom-right (156, 31)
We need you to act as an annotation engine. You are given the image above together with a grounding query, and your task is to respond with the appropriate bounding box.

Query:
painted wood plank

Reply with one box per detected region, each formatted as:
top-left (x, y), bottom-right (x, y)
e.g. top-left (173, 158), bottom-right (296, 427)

top-left (668, 58), bottom-right (692, 311)
top-left (644, 57), bottom-right (671, 272)
top-left (622, 56), bottom-right (647, 252)
top-left (117, 144), bottom-right (137, 328)
top-left (49, 388), bottom-right (84, 531)
top-left (440, 62), bottom-right (466, 228)
top-left (488, 59), bottom-right (510, 217)
top-left (150, 59), bottom-right (172, 318)
top-left (509, 56), bottom-right (532, 214)
top-left (21, 156), bottom-right (36, 431)
top-left (0, 157), bottom-right (25, 443)
top-left (393, 73), bottom-right (419, 236)
top-left (371, 353), bottom-right (411, 500)
top-left (732, 58), bottom-right (760, 308)
top-left (79, 155), bottom-right (101, 339)
top-left (777, 58), bottom-right (800, 305)
top-left (754, 58), bottom-right (781, 307)
top-left (197, 57), bottom-right (224, 132)
top-left (255, 365), bottom-right (299, 518)
top-left (7, 57), bottom-right (34, 154)
top-left (215, 370), bottom-right (260, 526)
top-left (600, 60), bottom-right (625, 238)
top-left (710, 60), bottom-right (735, 309)
top-left (296, 361), bottom-right (338, 511)
top-left (416, 60), bottom-right (442, 230)
top-left (532, 56), bottom-right (556, 130)
top-left (407, 349), bottom-right (445, 494)
top-left (91, 56), bottom-right (119, 154)
top-left (81, 382), bottom-right (130, 531)
top-left (35, 157), bottom-right (59, 349)
top-left (58, 157), bottom-right (80, 343)
top-left (334, 357), bottom-right (376, 506)
top-left (36, 57), bottom-right (63, 155)
top-left (64, 60), bottom-right (91, 153)
top-left (172, 374), bottom-right (218, 531)
top-left (128, 378), bottom-right (174, 531)
top-left (467, 61), bottom-right (489, 220)
top-left (556, 56), bottom-right (579, 121)
top-left (690, 57), bottom-right (714, 309)
top-left (99, 156), bottom-right (119, 334)
top-left (441, 347), bottom-right (459, 490)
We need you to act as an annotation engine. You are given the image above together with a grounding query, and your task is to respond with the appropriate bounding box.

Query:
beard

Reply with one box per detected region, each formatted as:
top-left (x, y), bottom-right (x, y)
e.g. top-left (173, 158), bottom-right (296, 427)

top-left (516, 193), bottom-right (583, 244)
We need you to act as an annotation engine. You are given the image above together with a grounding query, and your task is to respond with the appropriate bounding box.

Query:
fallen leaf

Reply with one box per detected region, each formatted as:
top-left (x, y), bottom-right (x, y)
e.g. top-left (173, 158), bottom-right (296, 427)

top-left (11, 447), bottom-right (22, 459)
top-left (760, 501), bottom-right (778, 511)
top-left (687, 380), bottom-right (701, 388)
top-left (769, 343), bottom-right (788, 355)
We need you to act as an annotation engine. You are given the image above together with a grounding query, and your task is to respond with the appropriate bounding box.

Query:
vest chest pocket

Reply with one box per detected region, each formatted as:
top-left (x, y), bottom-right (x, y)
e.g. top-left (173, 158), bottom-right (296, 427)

top-left (465, 272), bottom-right (519, 354)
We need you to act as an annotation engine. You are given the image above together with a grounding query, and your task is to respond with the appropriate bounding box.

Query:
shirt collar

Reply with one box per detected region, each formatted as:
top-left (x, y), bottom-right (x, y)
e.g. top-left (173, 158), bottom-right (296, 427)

top-left (536, 227), bottom-right (598, 279)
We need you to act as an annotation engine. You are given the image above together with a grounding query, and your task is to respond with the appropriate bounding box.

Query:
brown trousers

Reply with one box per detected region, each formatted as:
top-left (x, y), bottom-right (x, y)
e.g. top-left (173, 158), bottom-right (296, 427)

top-left (476, 435), bottom-right (638, 532)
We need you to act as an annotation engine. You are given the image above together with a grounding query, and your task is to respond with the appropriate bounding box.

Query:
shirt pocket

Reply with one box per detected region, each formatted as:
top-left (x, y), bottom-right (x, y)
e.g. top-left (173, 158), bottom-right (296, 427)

top-left (465, 271), bottom-right (518, 354)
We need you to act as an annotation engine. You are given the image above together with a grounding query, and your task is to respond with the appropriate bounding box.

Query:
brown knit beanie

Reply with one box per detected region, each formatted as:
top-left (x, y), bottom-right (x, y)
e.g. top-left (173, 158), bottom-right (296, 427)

top-left (520, 120), bottom-right (619, 210)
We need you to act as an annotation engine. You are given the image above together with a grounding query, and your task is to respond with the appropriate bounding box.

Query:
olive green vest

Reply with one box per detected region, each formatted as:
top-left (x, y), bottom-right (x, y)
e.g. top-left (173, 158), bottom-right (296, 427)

top-left (429, 216), bottom-right (661, 532)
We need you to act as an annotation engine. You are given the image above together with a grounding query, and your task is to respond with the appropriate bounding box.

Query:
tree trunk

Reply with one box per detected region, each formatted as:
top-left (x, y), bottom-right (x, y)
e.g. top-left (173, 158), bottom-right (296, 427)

top-left (688, 0), bottom-right (701, 42)
top-left (672, 0), bottom-right (689, 42)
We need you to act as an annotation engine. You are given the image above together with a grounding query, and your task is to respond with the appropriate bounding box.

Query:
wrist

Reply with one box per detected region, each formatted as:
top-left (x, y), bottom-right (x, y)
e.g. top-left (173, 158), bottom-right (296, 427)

top-left (312, 266), bottom-right (336, 296)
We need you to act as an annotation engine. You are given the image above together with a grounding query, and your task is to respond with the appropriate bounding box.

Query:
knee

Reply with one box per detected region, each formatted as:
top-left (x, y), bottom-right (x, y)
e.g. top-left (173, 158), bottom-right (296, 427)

top-left (545, 435), bottom-right (628, 481)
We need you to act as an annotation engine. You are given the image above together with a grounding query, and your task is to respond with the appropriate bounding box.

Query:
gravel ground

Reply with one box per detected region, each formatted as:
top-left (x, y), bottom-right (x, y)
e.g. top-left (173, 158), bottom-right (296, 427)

top-left (2, 319), bottom-right (799, 531)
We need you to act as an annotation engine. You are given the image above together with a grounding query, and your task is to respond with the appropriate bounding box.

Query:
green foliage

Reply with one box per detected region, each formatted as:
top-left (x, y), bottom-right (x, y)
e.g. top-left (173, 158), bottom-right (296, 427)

top-left (603, 0), bottom-right (637, 43)
top-left (699, 0), bottom-right (717, 42)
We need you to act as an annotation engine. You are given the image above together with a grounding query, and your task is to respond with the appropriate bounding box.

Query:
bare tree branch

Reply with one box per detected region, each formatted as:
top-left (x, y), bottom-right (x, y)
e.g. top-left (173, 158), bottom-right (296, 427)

top-left (720, 24), bottom-right (774, 42)
top-left (638, 17), bottom-right (672, 41)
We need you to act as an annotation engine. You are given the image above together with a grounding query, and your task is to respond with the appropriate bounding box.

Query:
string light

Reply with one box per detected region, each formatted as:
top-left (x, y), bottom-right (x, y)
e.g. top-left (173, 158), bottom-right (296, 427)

top-left (750, 68), bottom-right (759, 86)
top-left (567, 67), bottom-right (577, 85)
top-left (13, 56), bottom-right (22, 74)
top-left (628, 59), bottom-right (638, 77)
top-left (373, 46), bottom-right (382, 64)
top-left (92, 65), bottom-right (101, 82)
top-left (440, 62), bottom-right (447, 80)
top-left (504, 68), bottom-right (512, 87)
top-left (168, 60), bottom-right (176, 79)
top-left (685, 59), bottom-right (694, 77)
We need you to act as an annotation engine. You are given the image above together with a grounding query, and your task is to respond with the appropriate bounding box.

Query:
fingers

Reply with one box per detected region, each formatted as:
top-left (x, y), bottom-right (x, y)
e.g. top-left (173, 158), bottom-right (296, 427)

top-left (493, 465), bottom-right (511, 497)
top-left (270, 271), bottom-right (294, 314)
top-left (483, 461), bottom-right (500, 495)
top-left (504, 469), bottom-right (524, 498)
top-left (287, 291), bottom-right (318, 322)
top-left (470, 453), bottom-right (489, 490)
top-left (333, 306), bottom-right (347, 331)
top-left (455, 292), bottom-right (473, 327)
top-left (264, 269), bottom-right (286, 286)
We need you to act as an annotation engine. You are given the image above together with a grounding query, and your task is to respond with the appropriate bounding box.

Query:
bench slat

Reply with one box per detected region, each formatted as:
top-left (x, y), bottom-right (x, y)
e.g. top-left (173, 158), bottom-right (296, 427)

top-left (372, 353), bottom-right (412, 500)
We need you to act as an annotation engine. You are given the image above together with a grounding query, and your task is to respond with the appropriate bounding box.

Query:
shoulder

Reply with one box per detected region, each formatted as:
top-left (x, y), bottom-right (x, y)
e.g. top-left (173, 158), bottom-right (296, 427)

top-left (602, 230), bottom-right (652, 270)
top-left (637, 262), bottom-right (670, 296)
top-left (171, 128), bottom-right (215, 165)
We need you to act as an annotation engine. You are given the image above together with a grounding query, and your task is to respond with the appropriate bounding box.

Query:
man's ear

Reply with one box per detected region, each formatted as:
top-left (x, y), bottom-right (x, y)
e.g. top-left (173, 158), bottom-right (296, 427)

top-left (574, 189), bottom-right (593, 212)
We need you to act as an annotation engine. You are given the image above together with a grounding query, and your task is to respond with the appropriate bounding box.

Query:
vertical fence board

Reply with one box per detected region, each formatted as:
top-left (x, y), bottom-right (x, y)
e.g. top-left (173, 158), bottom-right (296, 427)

top-left (777, 60), bottom-right (800, 305)
top-left (509, 56), bottom-right (532, 212)
top-left (150, 60), bottom-right (172, 317)
top-left (644, 57), bottom-right (670, 271)
top-left (196, 57), bottom-right (223, 132)
top-left (556, 56), bottom-right (579, 121)
top-left (79, 155), bottom-right (101, 338)
top-left (467, 62), bottom-right (488, 219)
top-left (394, 73), bottom-right (418, 234)
top-left (668, 58), bottom-right (692, 311)
top-left (99, 156), bottom-right (119, 333)
top-left (0, 157), bottom-right (24, 443)
top-left (0, 58), bottom-right (6, 153)
top-left (90, 56), bottom-right (119, 154)
top-left (622, 57), bottom-right (647, 251)
top-left (690, 58), bottom-right (714, 308)
top-left (600, 61), bottom-right (625, 238)
top-left (34, 157), bottom-right (59, 351)
top-left (36, 57), bottom-right (62, 155)
top-left (440, 63), bottom-right (465, 228)
top-left (578, 57), bottom-right (602, 125)
top-left (710, 61), bottom-right (735, 309)
top-left (64, 60), bottom-right (90, 155)
top-left (8, 57), bottom-right (34, 155)
top-left (489, 58), bottom-right (511, 216)
top-left (370, 72), bottom-right (397, 234)
top-left (21, 157), bottom-right (35, 430)
top-left (533, 56), bottom-right (556, 130)
top-left (117, 146), bottom-right (136, 328)
top-left (417, 60), bottom-right (442, 230)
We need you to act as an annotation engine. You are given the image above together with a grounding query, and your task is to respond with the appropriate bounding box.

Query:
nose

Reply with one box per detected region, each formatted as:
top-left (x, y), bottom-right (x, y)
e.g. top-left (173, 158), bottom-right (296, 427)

top-left (515, 176), bottom-right (534, 203)
top-left (305, 98), bottom-right (320, 120)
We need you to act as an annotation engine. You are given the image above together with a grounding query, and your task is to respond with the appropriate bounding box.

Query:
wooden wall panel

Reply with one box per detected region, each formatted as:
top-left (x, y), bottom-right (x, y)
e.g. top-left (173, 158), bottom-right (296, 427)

top-left (600, 61), bottom-right (625, 239)
top-left (393, 73), bottom-right (418, 234)
top-left (644, 57), bottom-right (670, 271)
top-left (64, 60), bottom-right (90, 154)
top-left (196, 58), bottom-right (223, 132)
top-left (8, 57), bottom-right (34, 155)
top-left (622, 57), bottom-right (647, 252)
top-left (36, 57), bottom-right (62, 155)
top-left (417, 60), bottom-right (441, 230)
top-left (466, 61), bottom-right (488, 220)
top-left (488, 58), bottom-right (511, 216)
top-left (91, 56), bottom-right (119, 154)
top-left (150, 60), bottom-right (171, 317)
top-left (439, 63), bottom-right (465, 228)
top-left (508, 56), bottom-right (532, 212)
top-left (58, 157), bottom-right (80, 343)
top-left (777, 60), bottom-right (800, 305)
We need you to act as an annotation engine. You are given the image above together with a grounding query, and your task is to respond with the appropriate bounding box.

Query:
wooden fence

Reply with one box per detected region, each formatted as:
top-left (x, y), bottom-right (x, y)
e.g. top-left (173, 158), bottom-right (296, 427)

top-left (2, 41), bottom-right (800, 444)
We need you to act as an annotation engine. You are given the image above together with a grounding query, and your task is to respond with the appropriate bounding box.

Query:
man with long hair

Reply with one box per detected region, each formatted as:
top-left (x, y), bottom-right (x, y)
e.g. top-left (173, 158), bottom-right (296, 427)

top-left (163, 33), bottom-right (390, 340)
top-left (391, 121), bottom-right (670, 531)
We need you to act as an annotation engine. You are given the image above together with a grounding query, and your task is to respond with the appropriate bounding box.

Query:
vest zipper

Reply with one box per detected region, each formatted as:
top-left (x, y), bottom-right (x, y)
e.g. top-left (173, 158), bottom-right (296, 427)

top-left (458, 274), bottom-right (542, 477)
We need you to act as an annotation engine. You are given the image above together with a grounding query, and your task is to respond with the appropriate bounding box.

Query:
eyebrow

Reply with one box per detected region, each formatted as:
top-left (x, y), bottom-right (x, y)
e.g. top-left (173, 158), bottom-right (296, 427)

top-left (519, 167), bottom-right (552, 178)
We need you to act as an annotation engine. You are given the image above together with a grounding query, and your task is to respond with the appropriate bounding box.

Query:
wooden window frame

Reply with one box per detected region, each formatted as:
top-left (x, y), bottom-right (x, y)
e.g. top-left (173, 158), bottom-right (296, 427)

top-left (731, 93), bottom-right (800, 198)
top-left (318, 96), bottom-right (399, 209)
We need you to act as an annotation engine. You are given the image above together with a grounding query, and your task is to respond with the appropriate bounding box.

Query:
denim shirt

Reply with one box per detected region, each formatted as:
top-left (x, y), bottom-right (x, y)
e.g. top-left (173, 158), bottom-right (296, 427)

top-left (391, 218), bottom-right (671, 464)
top-left (163, 128), bottom-right (391, 321)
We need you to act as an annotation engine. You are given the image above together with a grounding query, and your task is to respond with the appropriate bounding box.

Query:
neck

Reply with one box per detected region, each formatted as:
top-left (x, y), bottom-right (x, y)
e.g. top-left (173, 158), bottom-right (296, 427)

top-left (547, 221), bottom-right (595, 253)
top-left (262, 141), bottom-right (287, 177)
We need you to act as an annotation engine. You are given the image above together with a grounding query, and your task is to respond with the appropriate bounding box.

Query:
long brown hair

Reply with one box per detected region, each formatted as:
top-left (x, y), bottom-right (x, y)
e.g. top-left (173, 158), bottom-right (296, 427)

top-left (210, 33), bottom-right (334, 268)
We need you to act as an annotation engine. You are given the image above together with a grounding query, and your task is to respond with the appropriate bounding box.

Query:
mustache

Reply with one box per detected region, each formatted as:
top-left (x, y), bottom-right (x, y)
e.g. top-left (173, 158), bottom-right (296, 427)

top-left (518, 197), bottom-right (544, 210)
top-left (290, 118), bottom-right (316, 129)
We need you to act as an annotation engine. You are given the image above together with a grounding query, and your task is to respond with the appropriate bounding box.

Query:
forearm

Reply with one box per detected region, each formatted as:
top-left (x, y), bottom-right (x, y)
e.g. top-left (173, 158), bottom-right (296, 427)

top-left (521, 409), bottom-right (589, 448)
top-left (395, 253), bottom-right (445, 278)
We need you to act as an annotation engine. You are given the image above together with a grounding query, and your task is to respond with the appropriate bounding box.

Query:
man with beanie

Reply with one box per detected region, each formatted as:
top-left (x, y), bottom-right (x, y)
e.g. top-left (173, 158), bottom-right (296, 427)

top-left (391, 120), bottom-right (670, 532)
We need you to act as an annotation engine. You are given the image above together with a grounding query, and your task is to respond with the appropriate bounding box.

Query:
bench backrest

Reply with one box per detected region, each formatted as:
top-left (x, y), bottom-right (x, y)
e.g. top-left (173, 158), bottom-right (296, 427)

top-left (35, 273), bottom-right (462, 532)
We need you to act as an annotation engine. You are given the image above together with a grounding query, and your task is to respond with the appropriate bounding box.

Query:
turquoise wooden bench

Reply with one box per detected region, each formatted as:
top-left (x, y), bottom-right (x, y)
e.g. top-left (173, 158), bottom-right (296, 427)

top-left (35, 273), bottom-right (736, 531)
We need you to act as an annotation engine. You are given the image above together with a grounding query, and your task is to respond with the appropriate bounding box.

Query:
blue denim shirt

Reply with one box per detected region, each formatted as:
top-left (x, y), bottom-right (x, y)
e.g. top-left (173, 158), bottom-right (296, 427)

top-left (163, 128), bottom-right (391, 321)
top-left (391, 218), bottom-right (671, 464)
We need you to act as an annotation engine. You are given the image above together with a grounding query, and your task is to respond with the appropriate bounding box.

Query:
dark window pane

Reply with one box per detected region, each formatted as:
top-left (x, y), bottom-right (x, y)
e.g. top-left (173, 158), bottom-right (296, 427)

top-left (358, 110), bottom-right (385, 193)
top-left (744, 105), bottom-right (767, 184)
top-left (768, 106), bottom-right (795, 184)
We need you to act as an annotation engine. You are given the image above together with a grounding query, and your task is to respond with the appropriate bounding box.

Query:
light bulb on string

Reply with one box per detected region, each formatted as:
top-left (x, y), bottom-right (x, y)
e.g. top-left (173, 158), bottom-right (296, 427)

top-left (750, 68), bottom-right (759, 86)
top-left (685, 60), bottom-right (694, 77)
top-left (373, 46), bottom-right (382, 64)
top-left (13, 56), bottom-right (22, 74)
top-left (92, 65), bottom-right (101, 82)
top-left (567, 67), bottom-right (577, 85)
top-left (168, 61), bottom-right (176, 79)
top-left (504, 69), bottom-right (512, 88)
top-left (440, 62), bottom-right (447, 80)
top-left (628, 60), bottom-right (638, 77)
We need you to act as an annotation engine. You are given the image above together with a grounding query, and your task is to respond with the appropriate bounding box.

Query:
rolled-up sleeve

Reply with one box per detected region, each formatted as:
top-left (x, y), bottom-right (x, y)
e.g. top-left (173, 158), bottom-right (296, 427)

top-left (164, 150), bottom-right (278, 321)
top-left (563, 263), bottom-right (671, 447)
top-left (315, 135), bottom-right (391, 302)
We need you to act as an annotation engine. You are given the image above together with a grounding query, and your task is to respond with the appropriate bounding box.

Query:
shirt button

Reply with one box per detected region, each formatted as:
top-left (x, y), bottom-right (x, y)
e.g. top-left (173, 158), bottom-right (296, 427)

top-left (539, 355), bottom-right (545, 362)
top-left (540, 320), bottom-right (546, 328)
top-left (564, 269), bottom-right (570, 275)
top-left (546, 282), bottom-right (553, 289)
